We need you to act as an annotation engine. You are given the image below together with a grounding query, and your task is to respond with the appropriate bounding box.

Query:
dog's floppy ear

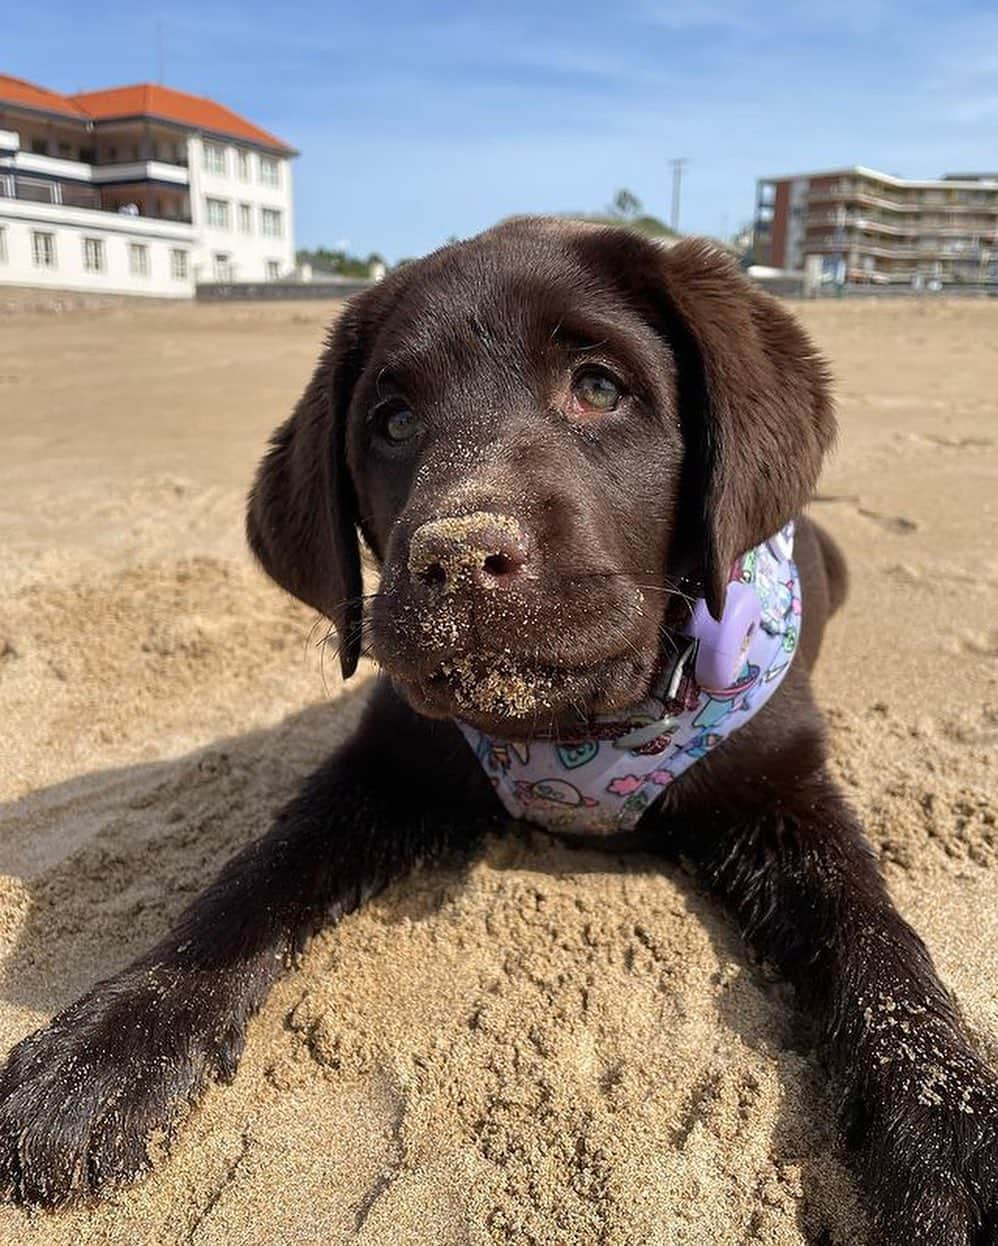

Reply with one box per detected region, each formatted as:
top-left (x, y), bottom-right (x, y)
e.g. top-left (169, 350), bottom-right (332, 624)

top-left (573, 228), bottom-right (835, 618)
top-left (247, 303), bottom-right (370, 678)
top-left (656, 239), bottom-right (835, 617)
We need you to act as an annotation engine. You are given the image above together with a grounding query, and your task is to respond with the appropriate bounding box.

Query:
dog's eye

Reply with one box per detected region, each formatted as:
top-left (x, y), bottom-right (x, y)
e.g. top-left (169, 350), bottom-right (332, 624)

top-left (571, 369), bottom-right (623, 413)
top-left (380, 407), bottom-right (420, 444)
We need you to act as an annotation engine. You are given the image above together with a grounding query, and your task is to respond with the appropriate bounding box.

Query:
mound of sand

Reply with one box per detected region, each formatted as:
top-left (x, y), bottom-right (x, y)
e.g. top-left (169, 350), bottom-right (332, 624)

top-left (0, 296), bottom-right (994, 1244)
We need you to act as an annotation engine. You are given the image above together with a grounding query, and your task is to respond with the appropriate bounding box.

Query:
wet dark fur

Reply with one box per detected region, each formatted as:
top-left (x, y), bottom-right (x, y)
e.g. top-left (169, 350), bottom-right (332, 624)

top-left (0, 220), bottom-right (994, 1244)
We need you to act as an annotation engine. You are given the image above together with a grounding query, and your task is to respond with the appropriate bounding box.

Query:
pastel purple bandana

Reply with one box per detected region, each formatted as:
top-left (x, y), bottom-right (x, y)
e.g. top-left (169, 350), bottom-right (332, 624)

top-left (458, 524), bottom-right (801, 835)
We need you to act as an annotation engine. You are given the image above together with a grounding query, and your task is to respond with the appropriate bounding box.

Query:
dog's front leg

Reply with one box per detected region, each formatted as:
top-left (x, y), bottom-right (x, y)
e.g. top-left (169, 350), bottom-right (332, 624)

top-left (0, 683), bottom-right (490, 1208)
top-left (671, 763), bottom-right (998, 1246)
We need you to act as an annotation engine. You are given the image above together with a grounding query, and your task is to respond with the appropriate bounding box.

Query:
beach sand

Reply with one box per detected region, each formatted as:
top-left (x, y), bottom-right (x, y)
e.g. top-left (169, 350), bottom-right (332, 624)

top-left (0, 292), bottom-right (995, 1244)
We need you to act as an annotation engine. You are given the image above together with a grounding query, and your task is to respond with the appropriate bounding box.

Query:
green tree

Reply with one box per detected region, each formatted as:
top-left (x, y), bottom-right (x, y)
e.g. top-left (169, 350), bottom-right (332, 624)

top-left (295, 247), bottom-right (386, 278)
top-left (610, 189), bottom-right (642, 220)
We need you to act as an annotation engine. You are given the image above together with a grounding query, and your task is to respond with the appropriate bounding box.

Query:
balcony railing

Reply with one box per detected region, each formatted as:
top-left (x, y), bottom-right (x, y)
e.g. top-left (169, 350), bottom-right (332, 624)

top-left (804, 214), bottom-right (996, 246)
top-left (0, 174), bottom-right (192, 224)
top-left (0, 148), bottom-right (190, 189)
top-left (95, 155), bottom-right (189, 169)
top-left (807, 186), bottom-right (919, 213)
top-left (0, 173), bottom-right (97, 208)
top-left (805, 213), bottom-right (913, 236)
top-left (806, 183), bottom-right (998, 215)
top-left (91, 160), bottom-right (190, 187)
top-left (804, 239), bottom-right (921, 260)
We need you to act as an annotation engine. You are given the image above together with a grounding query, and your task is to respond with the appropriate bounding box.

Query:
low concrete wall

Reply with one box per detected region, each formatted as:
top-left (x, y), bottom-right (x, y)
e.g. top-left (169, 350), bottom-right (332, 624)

top-left (749, 273), bottom-right (998, 300)
top-left (196, 279), bottom-right (373, 302)
top-left (812, 283), bottom-right (998, 299)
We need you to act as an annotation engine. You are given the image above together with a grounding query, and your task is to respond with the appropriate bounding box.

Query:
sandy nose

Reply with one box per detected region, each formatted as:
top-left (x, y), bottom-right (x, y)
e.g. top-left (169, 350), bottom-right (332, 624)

top-left (407, 512), bottom-right (530, 592)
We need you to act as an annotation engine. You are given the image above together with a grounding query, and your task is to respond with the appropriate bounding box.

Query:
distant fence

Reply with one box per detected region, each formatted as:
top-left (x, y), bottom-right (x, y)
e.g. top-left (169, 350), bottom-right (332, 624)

top-left (196, 279), bottom-right (374, 302)
top-left (750, 273), bottom-right (998, 300)
top-left (807, 282), bottom-right (998, 299)
top-left (749, 274), bottom-right (806, 297)
top-left (198, 274), bottom-right (998, 305)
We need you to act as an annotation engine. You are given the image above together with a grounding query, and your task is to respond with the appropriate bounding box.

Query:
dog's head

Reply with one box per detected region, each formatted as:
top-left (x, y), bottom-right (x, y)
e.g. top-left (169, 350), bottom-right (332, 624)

top-left (248, 218), bottom-right (833, 736)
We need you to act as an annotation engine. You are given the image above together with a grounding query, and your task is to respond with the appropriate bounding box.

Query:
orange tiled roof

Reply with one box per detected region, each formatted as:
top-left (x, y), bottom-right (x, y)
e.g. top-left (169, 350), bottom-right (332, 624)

top-left (0, 73), bottom-right (90, 119)
top-left (70, 83), bottom-right (294, 153)
top-left (0, 73), bottom-right (294, 152)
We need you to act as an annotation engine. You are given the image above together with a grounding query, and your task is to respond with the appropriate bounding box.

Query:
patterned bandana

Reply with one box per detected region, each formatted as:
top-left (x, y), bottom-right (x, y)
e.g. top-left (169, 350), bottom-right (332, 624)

top-left (457, 524), bottom-right (801, 835)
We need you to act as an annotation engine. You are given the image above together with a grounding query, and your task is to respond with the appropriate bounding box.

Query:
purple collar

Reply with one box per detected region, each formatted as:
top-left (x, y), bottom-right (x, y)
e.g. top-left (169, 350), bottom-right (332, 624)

top-left (458, 524), bottom-right (801, 835)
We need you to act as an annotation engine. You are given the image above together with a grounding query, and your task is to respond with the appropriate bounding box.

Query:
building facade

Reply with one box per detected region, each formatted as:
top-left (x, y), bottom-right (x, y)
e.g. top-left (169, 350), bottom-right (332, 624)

top-left (0, 75), bottom-right (296, 297)
top-left (753, 166), bottom-right (998, 286)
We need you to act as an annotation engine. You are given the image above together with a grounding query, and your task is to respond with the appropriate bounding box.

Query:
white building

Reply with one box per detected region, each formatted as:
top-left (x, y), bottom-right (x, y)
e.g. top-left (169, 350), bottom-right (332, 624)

top-left (0, 75), bottom-right (297, 298)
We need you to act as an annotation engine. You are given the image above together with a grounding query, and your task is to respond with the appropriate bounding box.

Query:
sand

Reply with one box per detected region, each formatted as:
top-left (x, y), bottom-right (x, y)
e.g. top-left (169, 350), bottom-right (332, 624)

top-left (0, 292), bottom-right (995, 1245)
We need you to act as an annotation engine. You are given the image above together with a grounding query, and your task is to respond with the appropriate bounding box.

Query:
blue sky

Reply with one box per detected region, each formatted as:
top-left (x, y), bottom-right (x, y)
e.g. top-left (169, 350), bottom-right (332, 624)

top-left (7, 2), bottom-right (998, 261)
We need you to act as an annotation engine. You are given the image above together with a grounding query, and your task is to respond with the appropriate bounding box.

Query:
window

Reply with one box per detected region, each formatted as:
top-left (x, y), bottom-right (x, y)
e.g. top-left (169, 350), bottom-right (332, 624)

top-left (213, 252), bottom-right (232, 281)
top-left (0, 227), bottom-right (7, 264)
top-left (237, 150), bottom-right (250, 181)
top-left (32, 231), bottom-right (56, 269)
top-left (31, 137), bottom-right (49, 155)
top-left (82, 237), bottom-right (105, 273)
top-left (58, 141), bottom-right (73, 158)
top-left (203, 142), bottom-right (227, 175)
top-left (259, 155), bottom-right (280, 187)
top-left (260, 208), bottom-right (282, 237)
top-left (265, 260), bottom-right (281, 280)
top-left (238, 203), bottom-right (253, 233)
top-left (205, 197), bottom-right (230, 229)
top-left (129, 243), bottom-right (150, 277)
top-left (170, 249), bottom-right (189, 280)
top-left (19, 179), bottom-right (55, 205)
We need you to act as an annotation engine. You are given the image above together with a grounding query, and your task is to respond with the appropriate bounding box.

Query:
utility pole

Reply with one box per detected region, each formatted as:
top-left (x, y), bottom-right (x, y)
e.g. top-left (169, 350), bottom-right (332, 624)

top-left (669, 157), bottom-right (688, 233)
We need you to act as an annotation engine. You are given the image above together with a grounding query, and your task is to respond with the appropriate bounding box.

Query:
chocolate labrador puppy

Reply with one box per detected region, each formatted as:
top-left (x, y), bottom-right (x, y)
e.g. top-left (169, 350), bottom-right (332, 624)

top-left (0, 219), bottom-right (995, 1243)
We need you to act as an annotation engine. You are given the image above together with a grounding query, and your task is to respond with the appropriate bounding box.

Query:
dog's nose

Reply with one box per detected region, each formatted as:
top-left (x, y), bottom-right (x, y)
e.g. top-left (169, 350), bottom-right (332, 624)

top-left (408, 512), bottom-right (530, 593)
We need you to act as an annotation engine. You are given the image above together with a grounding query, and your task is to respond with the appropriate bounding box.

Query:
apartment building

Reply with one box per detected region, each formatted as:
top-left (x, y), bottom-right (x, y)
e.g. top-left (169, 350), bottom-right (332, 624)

top-left (753, 166), bottom-right (998, 286)
top-left (0, 74), bottom-right (296, 297)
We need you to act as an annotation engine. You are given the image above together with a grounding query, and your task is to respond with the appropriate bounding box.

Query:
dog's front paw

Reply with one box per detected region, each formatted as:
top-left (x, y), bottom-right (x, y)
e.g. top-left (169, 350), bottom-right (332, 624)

top-left (861, 1048), bottom-right (998, 1246)
top-left (0, 966), bottom-right (243, 1207)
